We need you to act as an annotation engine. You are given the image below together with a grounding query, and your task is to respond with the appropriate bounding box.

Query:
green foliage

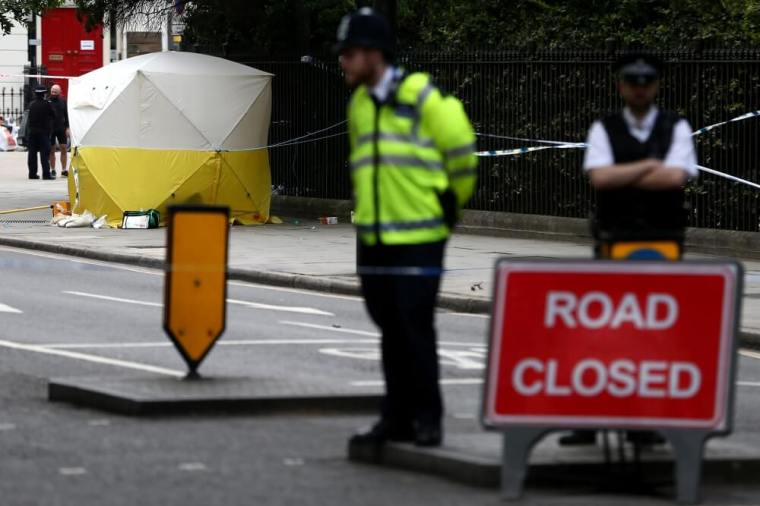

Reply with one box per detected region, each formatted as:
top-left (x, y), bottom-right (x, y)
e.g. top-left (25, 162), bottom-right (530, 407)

top-left (180, 0), bottom-right (355, 58)
top-left (0, 0), bottom-right (61, 33)
top-left (397, 0), bottom-right (760, 50)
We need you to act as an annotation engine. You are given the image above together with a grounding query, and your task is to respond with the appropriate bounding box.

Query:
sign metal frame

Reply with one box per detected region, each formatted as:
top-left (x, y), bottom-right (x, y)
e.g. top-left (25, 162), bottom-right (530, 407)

top-left (481, 258), bottom-right (743, 504)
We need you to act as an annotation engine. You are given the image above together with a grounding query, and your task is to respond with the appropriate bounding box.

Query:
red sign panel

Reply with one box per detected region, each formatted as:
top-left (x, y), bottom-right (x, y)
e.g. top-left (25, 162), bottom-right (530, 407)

top-left (483, 261), bottom-right (741, 431)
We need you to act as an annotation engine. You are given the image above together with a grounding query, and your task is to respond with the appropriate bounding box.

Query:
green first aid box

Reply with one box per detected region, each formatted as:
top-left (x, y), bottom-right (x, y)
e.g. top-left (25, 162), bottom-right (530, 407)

top-left (122, 210), bottom-right (160, 229)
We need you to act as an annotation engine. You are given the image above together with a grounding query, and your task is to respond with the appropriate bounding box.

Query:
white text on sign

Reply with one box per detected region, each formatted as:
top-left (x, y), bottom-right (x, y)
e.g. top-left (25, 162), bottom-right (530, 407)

top-left (544, 291), bottom-right (678, 330)
top-left (512, 359), bottom-right (702, 399)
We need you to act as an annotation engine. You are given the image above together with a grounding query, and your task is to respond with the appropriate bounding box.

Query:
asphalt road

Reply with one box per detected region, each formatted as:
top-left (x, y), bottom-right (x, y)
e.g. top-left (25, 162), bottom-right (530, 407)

top-left (2, 246), bottom-right (760, 505)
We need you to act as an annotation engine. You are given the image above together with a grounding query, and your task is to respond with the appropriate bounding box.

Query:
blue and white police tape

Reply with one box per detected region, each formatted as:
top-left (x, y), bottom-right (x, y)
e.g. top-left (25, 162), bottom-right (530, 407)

top-left (357, 266), bottom-right (444, 277)
top-left (476, 110), bottom-right (760, 158)
top-left (238, 120), bottom-right (348, 152)
top-left (696, 165), bottom-right (760, 190)
top-left (476, 132), bottom-right (581, 146)
top-left (476, 143), bottom-right (587, 158)
top-left (692, 110), bottom-right (760, 137)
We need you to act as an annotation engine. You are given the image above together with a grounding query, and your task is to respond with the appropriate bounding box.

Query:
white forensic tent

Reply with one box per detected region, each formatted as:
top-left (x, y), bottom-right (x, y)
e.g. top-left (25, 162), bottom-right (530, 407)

top-left (67, 51), bottom-right (273, 226)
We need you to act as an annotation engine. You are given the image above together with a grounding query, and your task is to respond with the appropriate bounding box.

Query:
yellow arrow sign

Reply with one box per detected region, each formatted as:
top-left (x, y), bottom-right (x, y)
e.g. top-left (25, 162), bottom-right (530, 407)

top-left (164, 205), bottom-right (229, 376)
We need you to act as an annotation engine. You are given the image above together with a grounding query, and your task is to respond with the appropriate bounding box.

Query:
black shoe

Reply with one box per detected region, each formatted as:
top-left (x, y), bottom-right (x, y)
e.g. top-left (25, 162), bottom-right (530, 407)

top-left (51, 170), bottom-right (56, 177)
top-left (414, 424), bottom-right (442, 447)
top-left (42, 175), bottom-right (55, 180)
top-left (559, 430), bottom-right (597, 446)
top-left (61, 170), bottom-right (68, 177)
top-left (28, 174), bottom-right (39, 180)
top-left (349, 420), bottom-right (415, 447)
top-left (626, 430), bottom-right (665, 446)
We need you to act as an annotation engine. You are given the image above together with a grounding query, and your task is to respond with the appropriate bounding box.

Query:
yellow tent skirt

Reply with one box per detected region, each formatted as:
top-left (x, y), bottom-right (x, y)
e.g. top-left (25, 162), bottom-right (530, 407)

top-left (68, 147), bottom-right (271, 227)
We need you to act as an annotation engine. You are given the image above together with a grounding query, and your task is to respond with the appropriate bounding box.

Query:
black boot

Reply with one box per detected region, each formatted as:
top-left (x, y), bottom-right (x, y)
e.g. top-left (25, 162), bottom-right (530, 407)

top-left (414, 423), bottom-right (442, 447)
top-left (349, 420), bottom-right (415, 447)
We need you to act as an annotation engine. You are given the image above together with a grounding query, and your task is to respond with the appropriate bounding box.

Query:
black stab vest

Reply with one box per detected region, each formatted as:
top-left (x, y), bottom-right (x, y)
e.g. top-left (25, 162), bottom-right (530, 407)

top-left (595, 110), bottom-right (687, 237)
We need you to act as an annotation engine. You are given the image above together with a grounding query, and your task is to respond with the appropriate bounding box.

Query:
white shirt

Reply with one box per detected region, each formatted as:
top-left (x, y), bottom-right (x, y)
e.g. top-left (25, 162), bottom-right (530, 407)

top-left (583, 106), bottom-right (698, 179)
top-left (369, 66), bottom-right (396, 103)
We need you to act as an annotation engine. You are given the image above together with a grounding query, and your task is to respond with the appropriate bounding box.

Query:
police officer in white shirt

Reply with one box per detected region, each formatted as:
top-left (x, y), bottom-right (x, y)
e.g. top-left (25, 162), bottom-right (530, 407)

top-left (561, 53), bottom-right (698, 447)
top-left (584, 53), bottom-right (698, 257)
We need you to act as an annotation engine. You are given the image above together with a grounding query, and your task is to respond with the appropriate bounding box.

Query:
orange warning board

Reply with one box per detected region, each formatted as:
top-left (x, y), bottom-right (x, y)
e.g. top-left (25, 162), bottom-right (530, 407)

top-left (163, 205), bottom-right (229, 375)
top-left (608, 240), bottom-right (681, 260)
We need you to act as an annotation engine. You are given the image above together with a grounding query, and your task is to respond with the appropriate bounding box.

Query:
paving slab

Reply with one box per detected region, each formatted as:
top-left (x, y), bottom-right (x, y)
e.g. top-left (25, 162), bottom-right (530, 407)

top-left (349, 431), bottom-right (760, 491)
top-left (49, 375), bottom-right (382, 416)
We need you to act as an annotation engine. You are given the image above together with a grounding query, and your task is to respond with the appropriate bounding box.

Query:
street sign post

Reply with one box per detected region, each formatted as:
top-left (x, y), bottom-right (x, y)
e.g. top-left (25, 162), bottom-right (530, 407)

top-left (164, 205), bottom-right (230, 378)
top-left (482, 259), bottom-right (743, 504)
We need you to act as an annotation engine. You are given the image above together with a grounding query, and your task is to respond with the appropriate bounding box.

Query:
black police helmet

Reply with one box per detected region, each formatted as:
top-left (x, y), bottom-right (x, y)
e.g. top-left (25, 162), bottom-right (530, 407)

top-left (334, 7), bottom-right (394, 61)
top-left (614, 53), bottom-right (663, 85)
top-left (33, 85), bottom-right (47, 95)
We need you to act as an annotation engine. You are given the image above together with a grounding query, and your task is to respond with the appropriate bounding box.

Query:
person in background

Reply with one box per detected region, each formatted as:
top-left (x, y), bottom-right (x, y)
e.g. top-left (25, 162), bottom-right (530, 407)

top-left (26, 86), bottom-right (56, 180)
top-left (48, 84), bottom-right (70, 178)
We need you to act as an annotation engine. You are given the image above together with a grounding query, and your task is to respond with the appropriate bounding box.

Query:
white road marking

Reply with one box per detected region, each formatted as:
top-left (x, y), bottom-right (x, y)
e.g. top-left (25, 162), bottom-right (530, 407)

top-left (438, 349), bottom-right (486, 370)
top-left (0, 423), bottom-right (16, 431)
top-left (63, 291), bottom-right (162, 307)
top-left (178, 462), bottom-right (207, 472)
top-left (351, 378), bottom-right (483, 387)
top-left (737, 381), bottom-right (760, 387)
top-left (45, 342), bottom-right (174, 349)
top-left (87, 419), bottom-right (111, 427)
top-left (0, 303), bottom-right (22, 314)
top-left (227, 299), bottom-right (334, 316)
top-left (230, 281), bottom-right (361, 302)
top-left (280, 321), bottom-right (487, 347)
top-left (63, 291), bottom-right (334, 316)
top-left (443, 312), bottom-right (489, 319)
top-left (322, 347), bottom-right (486, 370)
top-left (44, 338), bottom-right (380, 349)
top-left (0, 246), bottom-right (162, 275)
top-left (0, 339), bottom-right (185, 377)
top-left (740, 349), bottom-right (760, 361)
top-left (283, 458), bottom-right (305, 466)
top-left (281, 320), bottom-right (378, 337)
top-left (59, 467), bottom-right (87, 476)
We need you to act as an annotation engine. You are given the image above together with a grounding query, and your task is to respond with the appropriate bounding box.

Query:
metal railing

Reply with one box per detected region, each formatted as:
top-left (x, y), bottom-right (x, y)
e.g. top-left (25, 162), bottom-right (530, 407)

top-left (0, 87), bottom-right (25, 125)
top-left (243, 49), bottom-right (760, 232)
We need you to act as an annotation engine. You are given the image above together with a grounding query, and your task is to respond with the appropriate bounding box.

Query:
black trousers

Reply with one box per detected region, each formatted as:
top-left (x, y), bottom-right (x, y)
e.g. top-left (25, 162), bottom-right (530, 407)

top-left (358, 240), bottom-right (446, 428)
top-left (27, 131), bottom-right (51, 178)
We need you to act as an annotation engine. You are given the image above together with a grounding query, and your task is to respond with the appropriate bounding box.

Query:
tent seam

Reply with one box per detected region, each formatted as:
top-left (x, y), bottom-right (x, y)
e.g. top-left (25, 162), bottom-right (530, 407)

top-left (140, 70), bottom-right (216, 149)
top-left (217, 79), bottom-right (271, 147)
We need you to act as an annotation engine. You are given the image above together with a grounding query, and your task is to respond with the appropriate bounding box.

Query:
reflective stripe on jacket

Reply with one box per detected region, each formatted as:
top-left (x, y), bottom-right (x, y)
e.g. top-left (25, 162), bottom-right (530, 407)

top-left (348, 71), bottom-right (477, 246)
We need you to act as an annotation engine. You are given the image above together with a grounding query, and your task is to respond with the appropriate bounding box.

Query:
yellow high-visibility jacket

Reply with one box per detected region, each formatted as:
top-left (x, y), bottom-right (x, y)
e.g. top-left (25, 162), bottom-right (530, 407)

top-left (348, 70), bottom-right (477, 246)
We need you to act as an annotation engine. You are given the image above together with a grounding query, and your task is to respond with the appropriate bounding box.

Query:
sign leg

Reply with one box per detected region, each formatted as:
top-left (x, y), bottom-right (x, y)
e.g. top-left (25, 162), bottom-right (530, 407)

top-left (660, 429), bottom-right (709, 505)
top-left (500, 428), bottom-right (547, 501)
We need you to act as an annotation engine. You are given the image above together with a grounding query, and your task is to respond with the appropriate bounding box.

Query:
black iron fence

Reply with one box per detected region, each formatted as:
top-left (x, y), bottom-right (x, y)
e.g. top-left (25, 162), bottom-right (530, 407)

top-left (0, 87), bottom-right (25, 125)
top-left (244, 49), bottom-right (760, 232)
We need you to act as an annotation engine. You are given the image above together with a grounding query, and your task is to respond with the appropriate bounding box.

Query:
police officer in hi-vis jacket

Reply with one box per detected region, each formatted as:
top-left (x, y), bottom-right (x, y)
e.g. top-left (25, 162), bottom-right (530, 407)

top-left (336, 8), bottom-right (478, 448)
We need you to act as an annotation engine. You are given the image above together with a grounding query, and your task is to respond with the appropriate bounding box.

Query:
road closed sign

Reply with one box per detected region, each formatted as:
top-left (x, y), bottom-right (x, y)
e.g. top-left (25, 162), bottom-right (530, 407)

top-left (483, 260), bottom-right (742, 431)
